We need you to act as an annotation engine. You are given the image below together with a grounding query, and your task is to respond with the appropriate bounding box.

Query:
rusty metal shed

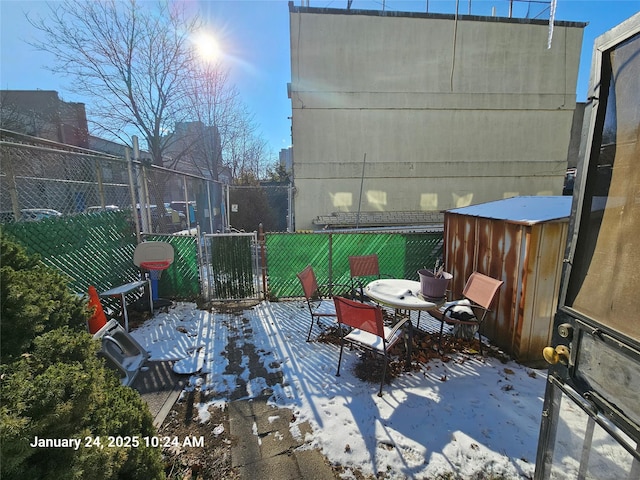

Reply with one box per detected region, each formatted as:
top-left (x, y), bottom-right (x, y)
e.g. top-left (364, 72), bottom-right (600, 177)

top-left (443, 196), bottom-right (572, 365)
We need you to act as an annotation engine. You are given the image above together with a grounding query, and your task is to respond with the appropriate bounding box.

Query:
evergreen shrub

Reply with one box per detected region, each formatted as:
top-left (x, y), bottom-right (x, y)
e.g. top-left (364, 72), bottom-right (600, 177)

top-left (1, 232), bottom-right (165, 479)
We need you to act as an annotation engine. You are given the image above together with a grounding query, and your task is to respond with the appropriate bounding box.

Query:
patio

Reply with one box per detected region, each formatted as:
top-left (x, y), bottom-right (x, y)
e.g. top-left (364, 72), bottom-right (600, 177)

top-left (129, 299), bottom-right (552, 479)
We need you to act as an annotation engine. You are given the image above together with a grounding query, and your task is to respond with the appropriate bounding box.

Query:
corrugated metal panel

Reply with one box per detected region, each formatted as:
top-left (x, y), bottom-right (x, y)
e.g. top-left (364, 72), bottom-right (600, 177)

top-left (443, 197), bottom-right (569, 365)
top-left (515, 222), bottom-right (567, 360)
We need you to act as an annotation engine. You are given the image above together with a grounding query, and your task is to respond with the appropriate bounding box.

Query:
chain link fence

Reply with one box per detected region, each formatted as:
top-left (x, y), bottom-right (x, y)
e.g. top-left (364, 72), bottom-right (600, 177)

top-left (227, 184), bottom-right (292, 233)
top-left (202, 232), bottom-right (261, 301)
top-left (2, 210), bottom-right (139, 294)
top-left (0, 129), bottom-right (226, 236)
top-left (264, 230), bottom-right (444, 299)
top-left (1, 130), bottom-right (293, 235)
top-left (1, 130), bottom-right (444, 305)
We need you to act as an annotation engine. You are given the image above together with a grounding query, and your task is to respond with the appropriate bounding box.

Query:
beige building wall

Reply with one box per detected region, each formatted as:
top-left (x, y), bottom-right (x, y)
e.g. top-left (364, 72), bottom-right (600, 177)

top-left (288, 6), bottom-right (585, 230)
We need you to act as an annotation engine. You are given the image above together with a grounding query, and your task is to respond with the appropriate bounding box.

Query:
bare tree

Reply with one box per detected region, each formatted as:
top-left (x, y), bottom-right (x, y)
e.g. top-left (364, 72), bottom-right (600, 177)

top-left (227, 127), bottom-right (269, 182)
top-left (27, 0), bottom-right (198, 168)
top-left (171, 60), bottom-right (240, 179)
top-left (181, 59), bottom-right (271, 182)
top-left (27, 0), bottom-right (273, 191)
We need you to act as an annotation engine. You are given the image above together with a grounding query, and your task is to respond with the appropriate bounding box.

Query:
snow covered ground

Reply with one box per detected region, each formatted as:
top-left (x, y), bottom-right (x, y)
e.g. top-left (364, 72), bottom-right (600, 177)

top-left (130, 301), bottom-right (633, 479)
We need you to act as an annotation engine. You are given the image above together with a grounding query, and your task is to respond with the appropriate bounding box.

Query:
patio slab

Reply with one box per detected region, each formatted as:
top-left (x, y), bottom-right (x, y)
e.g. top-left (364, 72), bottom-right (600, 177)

top-left (130, 360), bottom-right (185, 428)
top-left (229, 395), bottom-right (336, 479)
top-left (131, 316), bottom-right (337, 479)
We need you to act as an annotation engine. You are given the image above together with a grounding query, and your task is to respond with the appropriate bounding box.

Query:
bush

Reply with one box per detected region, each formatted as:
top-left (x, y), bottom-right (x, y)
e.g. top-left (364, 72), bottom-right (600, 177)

top-left (0, 232), bottom-right (86, 362)
top-left (0, 233), bottom-right (165, 479)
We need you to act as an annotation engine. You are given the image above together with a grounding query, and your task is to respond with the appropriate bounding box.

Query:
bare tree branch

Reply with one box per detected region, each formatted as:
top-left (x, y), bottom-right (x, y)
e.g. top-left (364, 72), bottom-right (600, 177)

top-left (25, 0), bottom-right (272, 183)
top-left (27, 0), bottom-right (198, 167)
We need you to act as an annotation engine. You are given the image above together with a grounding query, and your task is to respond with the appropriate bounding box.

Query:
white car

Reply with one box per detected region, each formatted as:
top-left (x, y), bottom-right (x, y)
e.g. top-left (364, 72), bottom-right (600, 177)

top-left (20, 208), bottom-right (63, 221)
top-left (85, 205), bottom-right (120, 213)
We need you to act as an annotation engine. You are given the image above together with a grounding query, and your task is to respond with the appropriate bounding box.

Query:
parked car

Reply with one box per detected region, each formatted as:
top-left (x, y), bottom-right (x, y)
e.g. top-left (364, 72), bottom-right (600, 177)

top-left (136, 204), bottom-right (187, 233)
top-left (85, 205), bottom-right (120, 213)
top-left (169, 201), bottom-right (197, 223)
top-left (22, 209), bottom-right (63, 221)
top-left (0, 208), bottom-right (63, 223)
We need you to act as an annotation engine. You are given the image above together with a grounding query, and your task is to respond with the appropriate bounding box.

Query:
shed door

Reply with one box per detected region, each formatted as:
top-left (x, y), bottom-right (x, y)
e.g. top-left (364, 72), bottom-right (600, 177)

top-left (534, 15), bottom-right (640, 480)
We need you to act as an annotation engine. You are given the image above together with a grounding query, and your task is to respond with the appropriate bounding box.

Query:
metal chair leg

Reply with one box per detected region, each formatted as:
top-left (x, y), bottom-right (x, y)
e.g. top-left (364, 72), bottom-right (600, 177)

top-left (306, 316), bottom-right (315, 342)
top-left (336, 336), bottom-right (345, 377)
top-left (378, 355), bottom-right (388, 397)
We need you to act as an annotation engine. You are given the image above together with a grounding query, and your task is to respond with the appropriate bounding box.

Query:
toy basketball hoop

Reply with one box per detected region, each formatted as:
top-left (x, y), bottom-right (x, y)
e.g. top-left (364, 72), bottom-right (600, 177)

top-left (134, 242), bottom-right (174, 304)
top-left (140, 260), bottom-right (171, 285)
top-left (140, 260), bottom-right (172, 273)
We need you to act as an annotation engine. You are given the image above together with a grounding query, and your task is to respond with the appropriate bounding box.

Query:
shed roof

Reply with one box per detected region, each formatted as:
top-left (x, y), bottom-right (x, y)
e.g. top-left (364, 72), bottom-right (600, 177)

top-left (446, 196), bottom-right (572, 225)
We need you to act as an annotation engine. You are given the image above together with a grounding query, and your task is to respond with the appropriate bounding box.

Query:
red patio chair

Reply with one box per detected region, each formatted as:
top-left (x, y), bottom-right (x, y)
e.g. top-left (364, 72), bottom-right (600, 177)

top-left (348, 254), bottom-right (390, 302)
top-left (333, 295), bottom-right (410, 396)
top-left (297, 265), bottom-right (338, 342)
top-left (434, 272), bottom-right (504, 354)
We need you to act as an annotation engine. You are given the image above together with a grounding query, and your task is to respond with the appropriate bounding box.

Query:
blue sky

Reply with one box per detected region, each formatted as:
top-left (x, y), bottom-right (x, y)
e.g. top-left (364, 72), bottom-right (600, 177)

top-left (1, 0), bottom-right (638, 156)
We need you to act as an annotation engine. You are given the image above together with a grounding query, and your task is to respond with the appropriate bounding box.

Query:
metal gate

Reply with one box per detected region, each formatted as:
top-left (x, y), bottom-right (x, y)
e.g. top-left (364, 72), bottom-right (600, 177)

top-left (535, 14), bottom-right (640, 479)
top-left (202, 232), bottom-right (261, 301)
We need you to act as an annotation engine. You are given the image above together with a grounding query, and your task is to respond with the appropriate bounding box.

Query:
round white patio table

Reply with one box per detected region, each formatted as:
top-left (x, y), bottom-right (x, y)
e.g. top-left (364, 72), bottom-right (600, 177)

top-left (364, 279), bottom-right (445, 369)
top-left (364, 279), bottom-right (443, 312)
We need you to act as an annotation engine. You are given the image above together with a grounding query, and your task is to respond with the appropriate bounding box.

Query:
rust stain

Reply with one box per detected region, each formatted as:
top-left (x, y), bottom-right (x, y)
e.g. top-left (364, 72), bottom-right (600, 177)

top-left (444, 211), bottom-right (568, 363)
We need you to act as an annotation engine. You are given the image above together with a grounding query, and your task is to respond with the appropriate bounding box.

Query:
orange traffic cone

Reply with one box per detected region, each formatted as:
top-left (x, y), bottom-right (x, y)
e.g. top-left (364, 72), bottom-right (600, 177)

top-left (87, 286), bottom-right (108, 334)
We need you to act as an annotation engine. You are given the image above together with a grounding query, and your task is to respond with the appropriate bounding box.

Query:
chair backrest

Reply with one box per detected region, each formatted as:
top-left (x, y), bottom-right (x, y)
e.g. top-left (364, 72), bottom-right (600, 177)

top-left (349, 254), bottom-right (380, 279)
top-left (297, 265), bottom-right (319, 300)
top-left (333, 296), bottom-right (385, 338)
top-left (462, 272), bottom-right (504, 309)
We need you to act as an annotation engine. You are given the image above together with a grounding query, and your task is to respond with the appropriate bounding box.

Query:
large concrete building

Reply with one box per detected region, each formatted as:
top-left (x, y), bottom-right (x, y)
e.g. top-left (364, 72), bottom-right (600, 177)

top-left (288, 4), bottom-right (586, 230)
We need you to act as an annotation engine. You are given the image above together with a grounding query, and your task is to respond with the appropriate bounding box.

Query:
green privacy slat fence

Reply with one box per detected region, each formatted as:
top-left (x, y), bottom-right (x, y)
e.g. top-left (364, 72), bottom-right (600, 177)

top-left (143, 234), bottom-right (200, 300)
top-left (2, 210), bottom-right (442, 303)
top-left (330, 233), bottom-right (406, 287)
top-left (1, 212), bottom-right (200, 300)
top-left (263, 232), bottom-right (331, 298)
top-left (265, 231), bottom-right (444, 299)
top-left (1, 211), bottom-right (140, 295)
top-left (206, 234), bottom-right (256, 299)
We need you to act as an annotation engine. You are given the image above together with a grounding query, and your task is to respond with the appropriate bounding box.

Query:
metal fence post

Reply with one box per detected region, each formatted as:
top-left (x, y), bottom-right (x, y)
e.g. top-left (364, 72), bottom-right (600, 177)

top-left (225, 183), bottom-right (230, 232)
top-left (4, 153), bottom-right (22, 220)
top-left (141, 165), bottom-right (152, 231)
top-left (259, 223), bottom-right (267, 299)
top-left (328, 232), bottom-right (333, 295)
top-left (182, 175), bottom-right (191, 230)
top-left (125, 148), bottom-right (141, 243)
top-left (196, 224), bottom-right (205, 299)
top-left (287, 182), bottom-right (293, 232)
top-left (95, 158), bottom-right (106, 208)
top-left (206, 180), bottom-right (214, 233)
